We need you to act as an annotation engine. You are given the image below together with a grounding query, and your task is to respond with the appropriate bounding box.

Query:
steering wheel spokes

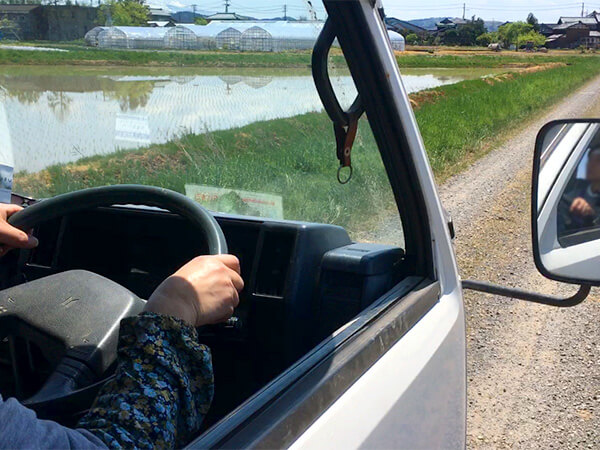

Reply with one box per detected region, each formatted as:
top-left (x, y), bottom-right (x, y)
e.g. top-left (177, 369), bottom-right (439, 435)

top-left (0, 185), bottom-right (229, 418)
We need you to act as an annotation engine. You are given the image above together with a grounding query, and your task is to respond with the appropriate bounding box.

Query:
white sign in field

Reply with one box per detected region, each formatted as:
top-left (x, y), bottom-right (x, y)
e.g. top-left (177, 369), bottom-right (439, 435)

top-left (185, 184), bottom-right (283, 219)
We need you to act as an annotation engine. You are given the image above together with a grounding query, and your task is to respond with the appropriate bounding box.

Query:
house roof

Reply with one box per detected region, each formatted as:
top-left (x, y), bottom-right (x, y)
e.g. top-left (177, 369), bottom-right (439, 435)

top-left (148, 21), bottom-right (174, 27)
top-left (558, 16), bottom-right (598, 25)
top-left (385, 17), bottom-right (428, 34)
top-left (436, 17), bottom-right (467, 27)
top-left (0, 4), bottom-right (40, 14)
top-left (207, 12), bottom-right (253, 21)
top-left (554, 21), bottom-right (591, 30)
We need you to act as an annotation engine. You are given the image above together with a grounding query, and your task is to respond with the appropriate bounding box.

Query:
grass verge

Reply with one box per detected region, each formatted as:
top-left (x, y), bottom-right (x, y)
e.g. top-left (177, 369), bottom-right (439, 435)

top-left (0, 44), bottom-right (597, 68)
top-left (13, 57), bottom-right (600, 237)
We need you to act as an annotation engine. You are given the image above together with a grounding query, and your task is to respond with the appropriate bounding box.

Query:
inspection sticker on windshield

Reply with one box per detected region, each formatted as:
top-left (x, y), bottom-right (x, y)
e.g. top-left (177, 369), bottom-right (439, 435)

top-left (0, 165), bottom-right (13, 204)
top-left (185, 184), bottom-right (283, 219)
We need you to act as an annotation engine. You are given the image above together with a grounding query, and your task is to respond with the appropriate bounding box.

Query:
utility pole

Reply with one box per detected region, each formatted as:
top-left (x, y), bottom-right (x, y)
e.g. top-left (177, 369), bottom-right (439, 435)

top-left (283, 4), bottom-right (287, 20)
top-left (581, 2), bottom-right (585, 17)
top-left (462, 3), bottom-right (466, 20)
top-left (224, 0), bottom-right (230, 13)
top-left (191, 3), bottom-right (197, 20)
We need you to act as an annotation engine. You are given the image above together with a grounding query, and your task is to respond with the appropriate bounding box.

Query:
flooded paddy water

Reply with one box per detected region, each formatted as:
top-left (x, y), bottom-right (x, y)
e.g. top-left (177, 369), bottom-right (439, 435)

top-left (0, 66), bottom-right (501, 173)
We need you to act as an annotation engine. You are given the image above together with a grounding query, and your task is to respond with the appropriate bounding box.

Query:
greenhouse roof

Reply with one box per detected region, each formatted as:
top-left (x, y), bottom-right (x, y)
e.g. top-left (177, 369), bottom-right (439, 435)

top-left (110, 27), bottom-right (169, 38)
top-left (387, 30), bottom-right (405, 42)
top-left (173, 22), bottom-right (256, 37)
top-left (173, 21), bottom-right (325, 40)
top-left (256, 21), bottom-right (325, 39)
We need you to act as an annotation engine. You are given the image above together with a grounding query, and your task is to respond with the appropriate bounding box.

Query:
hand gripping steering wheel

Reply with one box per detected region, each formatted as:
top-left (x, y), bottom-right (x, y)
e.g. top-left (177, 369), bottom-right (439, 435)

top-left (0, 185), bottom-right (227, 420)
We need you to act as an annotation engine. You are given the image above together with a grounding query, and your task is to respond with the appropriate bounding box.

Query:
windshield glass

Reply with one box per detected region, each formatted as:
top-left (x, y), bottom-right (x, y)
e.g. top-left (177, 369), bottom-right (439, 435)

top-left (0, 7), bottom-right (435, 246)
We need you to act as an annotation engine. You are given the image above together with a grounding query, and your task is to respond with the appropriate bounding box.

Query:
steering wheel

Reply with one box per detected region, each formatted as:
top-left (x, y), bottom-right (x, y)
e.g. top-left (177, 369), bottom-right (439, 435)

top-left (0, 185), bottom-right (228, 421)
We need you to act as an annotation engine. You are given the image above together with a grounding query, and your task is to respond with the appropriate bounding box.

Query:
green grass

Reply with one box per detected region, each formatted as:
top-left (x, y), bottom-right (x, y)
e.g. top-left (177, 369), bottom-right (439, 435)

top-left (13, 57), bottom-right (600, 237)
top-left (0, 43), bottom-right (596, 68)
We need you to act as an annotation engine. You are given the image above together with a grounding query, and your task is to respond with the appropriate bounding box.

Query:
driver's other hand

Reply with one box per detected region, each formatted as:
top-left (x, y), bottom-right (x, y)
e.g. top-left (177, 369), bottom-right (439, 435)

top-left (144, 255), bottom-right (244, 327)
top-left (0, 203), bottom-right (38, 257)
top-left (570, 197), bottom-right (595, 218)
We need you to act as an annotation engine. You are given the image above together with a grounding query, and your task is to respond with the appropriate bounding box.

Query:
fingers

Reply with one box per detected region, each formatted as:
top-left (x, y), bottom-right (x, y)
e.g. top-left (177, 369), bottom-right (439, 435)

top-left (0, 221), bottom-right (38, 249)
top-left (214, 254), bottom-right (241, 274)
top-left (226, 267), bottom-right (245, 292)
top-left (570, 198), bottom-right (595, 217)
top-left (0, 204), bottom-right (23, 220)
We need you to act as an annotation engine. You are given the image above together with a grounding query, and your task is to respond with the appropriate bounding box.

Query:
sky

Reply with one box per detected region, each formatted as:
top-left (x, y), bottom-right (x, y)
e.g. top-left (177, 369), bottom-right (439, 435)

top-left (167, 0), bottom-right (600, 23)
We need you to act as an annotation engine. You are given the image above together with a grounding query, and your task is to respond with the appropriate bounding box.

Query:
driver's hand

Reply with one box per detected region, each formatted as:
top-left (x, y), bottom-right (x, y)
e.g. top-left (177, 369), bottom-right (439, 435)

top-left (570, 197), bottom-right (595, 218)
top-left (144, 255), bottom-right (244, 327)
top-left (0, 204), bottom-right (38, 256)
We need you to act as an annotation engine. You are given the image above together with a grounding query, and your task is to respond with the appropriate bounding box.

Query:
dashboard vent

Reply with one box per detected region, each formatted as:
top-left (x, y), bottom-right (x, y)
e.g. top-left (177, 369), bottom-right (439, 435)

top-left (254, 230), bottom-right (295, 298)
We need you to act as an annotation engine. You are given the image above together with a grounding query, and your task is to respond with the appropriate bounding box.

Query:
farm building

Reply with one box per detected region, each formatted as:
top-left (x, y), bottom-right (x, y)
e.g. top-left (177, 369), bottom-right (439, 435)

top-left (84, 26), bottom-right (107, 46)
top-left (97, 27), bottom-right (168, 49)
top-left (96, 21), bottom-right (405, 52)
top-left (164, 23), bottom-right (254, 50)
top-left (387, 30), bottom-right (405, 51)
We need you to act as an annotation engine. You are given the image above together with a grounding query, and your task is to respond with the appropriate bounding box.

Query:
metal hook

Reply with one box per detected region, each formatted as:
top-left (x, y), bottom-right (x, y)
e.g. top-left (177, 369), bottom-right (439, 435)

top-left (337, 165), bottom-right (353, 184)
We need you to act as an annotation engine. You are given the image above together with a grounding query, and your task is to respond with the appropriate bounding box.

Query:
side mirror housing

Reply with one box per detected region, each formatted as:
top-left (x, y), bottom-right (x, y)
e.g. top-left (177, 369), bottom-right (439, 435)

top-left (532, 119), bottom-right (600, 285)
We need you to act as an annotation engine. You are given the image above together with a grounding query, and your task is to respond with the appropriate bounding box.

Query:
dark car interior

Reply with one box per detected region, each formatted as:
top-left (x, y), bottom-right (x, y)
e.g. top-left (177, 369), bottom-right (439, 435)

top-left (0, 201), bottom-right (407, 431)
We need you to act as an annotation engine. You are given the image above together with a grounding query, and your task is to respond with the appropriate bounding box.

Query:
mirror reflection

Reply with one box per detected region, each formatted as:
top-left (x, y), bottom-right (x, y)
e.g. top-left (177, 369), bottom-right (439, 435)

top-left (556, 127), bottom-right (600, 246)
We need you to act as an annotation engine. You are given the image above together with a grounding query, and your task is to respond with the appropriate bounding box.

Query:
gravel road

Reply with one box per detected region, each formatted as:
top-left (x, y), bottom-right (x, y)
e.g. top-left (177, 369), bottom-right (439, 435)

top-left (439, 75), bottom-right (600, 448)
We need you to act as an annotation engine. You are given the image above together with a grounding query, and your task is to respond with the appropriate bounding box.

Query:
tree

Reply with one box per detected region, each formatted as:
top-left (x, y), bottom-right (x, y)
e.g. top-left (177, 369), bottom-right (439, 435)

top-left (456, 17), bottom-right (486, 46)
top-left (441, 17), bottom-right (486, 46)
top-left (405, 32), bottom-right (419, 45)
top-left (0, 16), bottom-right (20, 40)
top-left (443, 29), bottom-right (460, 46)
top-left (194, 16), bottom-right (207, 25)
top-left (97, 0), bottom-right (149, 26)
top-left (476, 31), bottom-right (499, 47)
top-left (526, 13), bottom-right (540, 32)
top-left (498, 21), bottom-right (533, 50)
top-left (516, 30), bottom-right (546, 49)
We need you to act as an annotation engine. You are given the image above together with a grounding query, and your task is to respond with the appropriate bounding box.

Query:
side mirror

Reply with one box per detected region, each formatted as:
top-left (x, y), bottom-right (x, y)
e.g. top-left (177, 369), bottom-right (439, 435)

top-left (533, 119), bottom-right (600, 285)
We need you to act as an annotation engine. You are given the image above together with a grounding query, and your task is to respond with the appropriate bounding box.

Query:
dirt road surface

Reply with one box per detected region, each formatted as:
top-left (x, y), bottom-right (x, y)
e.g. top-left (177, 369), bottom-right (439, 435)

top-left (439, 75), bottom-right (600, 448)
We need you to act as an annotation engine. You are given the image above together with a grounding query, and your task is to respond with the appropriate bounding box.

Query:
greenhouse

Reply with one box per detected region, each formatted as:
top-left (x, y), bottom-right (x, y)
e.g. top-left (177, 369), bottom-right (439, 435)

top-left (84, 26), bottom-right (106, 47)
top-left (387, 30), bottom-right (406, 51)
top-left (165, 23), bottom-right (237, 50)
top-left (248, 22), bottom-right (324, 51)
top-left (97, 27), bottom-right (168, 49)
top-left (240, 26), bottom-right (273, 52)
top-left (94, 21), bottom-right (405, 52)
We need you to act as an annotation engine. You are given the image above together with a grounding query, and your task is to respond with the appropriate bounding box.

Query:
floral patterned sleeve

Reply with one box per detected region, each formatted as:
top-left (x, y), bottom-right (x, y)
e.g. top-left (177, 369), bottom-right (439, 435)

top-left (77, 312), bottom-right (214, 449)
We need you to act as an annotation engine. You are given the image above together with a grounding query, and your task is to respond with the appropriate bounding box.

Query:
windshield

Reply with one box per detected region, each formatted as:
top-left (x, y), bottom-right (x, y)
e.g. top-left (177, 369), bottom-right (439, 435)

top-left (0, 9), bottom-right (420, 245)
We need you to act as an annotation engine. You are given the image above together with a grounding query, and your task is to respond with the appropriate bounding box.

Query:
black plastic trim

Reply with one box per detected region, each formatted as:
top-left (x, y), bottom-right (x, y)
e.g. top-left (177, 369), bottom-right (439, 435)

top-left (532, 118), bottom-right (600, 286)
top-left (189, 277), bottom-right (438, 449)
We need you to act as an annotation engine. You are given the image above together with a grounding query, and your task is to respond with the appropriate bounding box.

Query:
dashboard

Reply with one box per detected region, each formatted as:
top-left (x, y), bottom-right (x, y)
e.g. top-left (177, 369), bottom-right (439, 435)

top-left (20, 204), bottom-right (405, 425)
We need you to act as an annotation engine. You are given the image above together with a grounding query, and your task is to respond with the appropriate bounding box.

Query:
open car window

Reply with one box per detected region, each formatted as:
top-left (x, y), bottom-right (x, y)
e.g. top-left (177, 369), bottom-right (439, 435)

top-left (6, 57), bottom-right (404, 248)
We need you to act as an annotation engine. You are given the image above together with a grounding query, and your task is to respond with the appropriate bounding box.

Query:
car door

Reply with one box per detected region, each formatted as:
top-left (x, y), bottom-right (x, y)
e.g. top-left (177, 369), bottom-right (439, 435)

top-left (188, 1), bottom-right (465, 448)
top-left (291, 3), bottom-right (465, 446)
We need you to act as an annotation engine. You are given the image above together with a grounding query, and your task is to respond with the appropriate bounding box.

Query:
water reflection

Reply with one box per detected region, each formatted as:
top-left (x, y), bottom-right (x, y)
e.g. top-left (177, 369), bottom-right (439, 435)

top-left (0, 71), bottom-right (471, 173)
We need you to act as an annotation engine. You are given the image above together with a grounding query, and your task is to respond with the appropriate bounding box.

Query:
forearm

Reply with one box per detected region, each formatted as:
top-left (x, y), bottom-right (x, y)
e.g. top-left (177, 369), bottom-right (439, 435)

top-left (0, 396), bottom-right (107, 449)
top-left (78, 313), bottom-right (214, 449)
